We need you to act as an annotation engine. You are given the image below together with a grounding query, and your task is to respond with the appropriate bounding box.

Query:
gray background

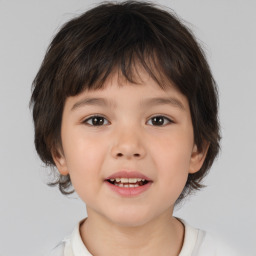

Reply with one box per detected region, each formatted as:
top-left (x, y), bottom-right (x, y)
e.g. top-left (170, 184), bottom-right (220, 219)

top-left (0, 0), bottom-right (255, 255)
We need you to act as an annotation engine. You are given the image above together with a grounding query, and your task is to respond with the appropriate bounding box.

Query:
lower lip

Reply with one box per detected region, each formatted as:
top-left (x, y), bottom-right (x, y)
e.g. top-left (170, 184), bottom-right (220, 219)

top-left (105, 181), bottom-right (152, 197)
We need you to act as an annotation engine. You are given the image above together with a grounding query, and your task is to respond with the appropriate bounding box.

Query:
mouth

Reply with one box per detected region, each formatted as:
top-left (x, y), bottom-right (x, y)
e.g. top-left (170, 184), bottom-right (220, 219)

top-left (104, 171), bottom-right (152, 197)
top-left (106, 178), bottom-right (149, 188)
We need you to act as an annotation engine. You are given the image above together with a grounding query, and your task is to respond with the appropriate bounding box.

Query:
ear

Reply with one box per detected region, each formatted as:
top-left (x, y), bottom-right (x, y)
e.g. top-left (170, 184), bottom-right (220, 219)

top-left (51, 147), bottom-right (69, 176)
top-left (189, 141), bottom-right (210, 174)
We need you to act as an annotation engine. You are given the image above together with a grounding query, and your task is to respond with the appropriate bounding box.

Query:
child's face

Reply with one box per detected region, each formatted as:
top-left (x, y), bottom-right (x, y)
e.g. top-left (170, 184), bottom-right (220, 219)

top-left (53, 69), bottom-right (206, 227)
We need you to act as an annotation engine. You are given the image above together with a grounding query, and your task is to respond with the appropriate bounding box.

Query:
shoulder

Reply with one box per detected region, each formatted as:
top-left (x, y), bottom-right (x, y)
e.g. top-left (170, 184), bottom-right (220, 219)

top-left (45, 219), bottom-right (90, 256)
top-left (45, 236), bottom-right (73, 256)
top-left (178, 219), bottom-right (240, 256)
top-left (198, 232), bottom-right (241, 256)
top-left (45, 241), bottom-right (66, 256)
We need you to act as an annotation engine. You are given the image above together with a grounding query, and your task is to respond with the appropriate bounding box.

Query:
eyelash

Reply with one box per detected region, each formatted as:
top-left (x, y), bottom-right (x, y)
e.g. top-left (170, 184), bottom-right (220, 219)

top-left (147, 115), bottom-right (173, 126)
top-left (83, 115), bottom-right (174, 127)
top-left (83, 115), bottom-right (110, 126)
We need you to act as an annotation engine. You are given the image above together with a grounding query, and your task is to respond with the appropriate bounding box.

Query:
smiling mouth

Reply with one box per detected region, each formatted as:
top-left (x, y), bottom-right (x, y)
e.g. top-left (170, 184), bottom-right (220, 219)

top-left (106, 178), bottom-right (149, 187)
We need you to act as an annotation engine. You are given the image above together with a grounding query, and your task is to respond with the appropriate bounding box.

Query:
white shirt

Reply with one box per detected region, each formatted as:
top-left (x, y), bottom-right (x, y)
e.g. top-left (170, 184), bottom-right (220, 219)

top-left (48, 219), bottom-right (239, 256)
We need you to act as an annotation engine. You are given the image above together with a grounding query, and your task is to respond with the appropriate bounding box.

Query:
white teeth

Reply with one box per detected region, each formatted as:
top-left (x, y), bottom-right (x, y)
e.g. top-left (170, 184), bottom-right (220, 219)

top-left (129, 184), bottom-right (139, 188)
top-left (114, 183), bottom-right (140, 188)
top-left (121, 178), bottom-right (129, 183)
top-left (110, 178), bottom-right (146, 183)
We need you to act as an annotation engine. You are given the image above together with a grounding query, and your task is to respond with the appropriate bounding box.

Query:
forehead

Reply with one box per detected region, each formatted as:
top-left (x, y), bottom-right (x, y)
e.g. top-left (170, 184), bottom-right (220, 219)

top-left (85, 62), bottom-right (182, 96)
top-left (65, 68), bottom-right (189, 112)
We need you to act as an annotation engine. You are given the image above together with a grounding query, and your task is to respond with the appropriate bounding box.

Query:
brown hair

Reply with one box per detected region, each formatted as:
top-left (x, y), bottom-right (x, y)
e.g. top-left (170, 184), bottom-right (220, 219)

top-left (30, 1), bottom-right (220, 202)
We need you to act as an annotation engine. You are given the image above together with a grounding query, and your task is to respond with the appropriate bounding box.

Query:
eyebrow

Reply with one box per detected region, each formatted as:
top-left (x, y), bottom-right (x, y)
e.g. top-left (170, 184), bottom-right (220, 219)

top-left (71, 96), bottom-right (185, 111)
top-left (141, 97), bottom-right (185, 110)
top-left (71, 97), bottom-right (115, 111)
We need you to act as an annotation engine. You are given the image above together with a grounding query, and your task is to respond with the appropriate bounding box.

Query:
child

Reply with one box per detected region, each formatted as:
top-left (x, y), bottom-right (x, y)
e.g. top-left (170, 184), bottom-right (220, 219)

top-left (30, 1), bottom-right (237, 255)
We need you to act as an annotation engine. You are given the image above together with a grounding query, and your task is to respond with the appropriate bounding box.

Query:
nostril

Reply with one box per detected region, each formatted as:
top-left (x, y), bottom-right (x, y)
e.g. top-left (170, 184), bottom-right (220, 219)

top-left (116, 152), bottom-right (140, 158)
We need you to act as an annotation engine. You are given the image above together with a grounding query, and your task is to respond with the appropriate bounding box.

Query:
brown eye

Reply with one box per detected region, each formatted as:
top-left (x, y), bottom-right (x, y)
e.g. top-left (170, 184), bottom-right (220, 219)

top-left (84, 116), bottom-right (109, 126)
top-left (147, 116), bottom-right (172, 126)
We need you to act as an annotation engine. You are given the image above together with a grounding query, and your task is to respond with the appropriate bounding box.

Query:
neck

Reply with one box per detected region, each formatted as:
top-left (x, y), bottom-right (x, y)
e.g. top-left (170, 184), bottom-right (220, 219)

top-left (80, 209), bottom-right (184, 256)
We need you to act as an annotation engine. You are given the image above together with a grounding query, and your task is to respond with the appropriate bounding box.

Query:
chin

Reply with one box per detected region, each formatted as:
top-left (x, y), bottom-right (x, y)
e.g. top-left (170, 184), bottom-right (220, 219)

top-left (106, 207), bottom-right (155, 228)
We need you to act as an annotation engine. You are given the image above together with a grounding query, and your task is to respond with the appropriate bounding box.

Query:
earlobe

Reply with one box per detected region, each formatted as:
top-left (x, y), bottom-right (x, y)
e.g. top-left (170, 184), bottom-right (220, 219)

top-left (189, 142), bottom-right (209, 174)
top-left (51, 148), bottom-right (69, 176)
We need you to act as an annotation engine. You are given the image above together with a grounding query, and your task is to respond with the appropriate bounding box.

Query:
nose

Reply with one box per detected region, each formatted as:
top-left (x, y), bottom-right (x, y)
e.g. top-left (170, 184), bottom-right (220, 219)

top-left (111, 128), bottom-right (146, 160)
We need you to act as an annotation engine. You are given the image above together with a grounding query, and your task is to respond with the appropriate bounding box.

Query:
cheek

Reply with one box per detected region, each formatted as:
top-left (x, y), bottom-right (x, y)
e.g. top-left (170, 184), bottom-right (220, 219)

top-left (150, 133), bottom-right (193, 196)
top-left (151, 132), bottom-right (193, 170)
top-left (63, 126), bottom-right (103, 168)
top-left (62, 129), bottom-right (106, 194)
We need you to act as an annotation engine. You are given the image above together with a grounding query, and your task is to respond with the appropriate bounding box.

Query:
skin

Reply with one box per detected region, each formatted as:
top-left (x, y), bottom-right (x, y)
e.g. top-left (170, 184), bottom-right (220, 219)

top-left (53, 69), bottom-right (208, 256)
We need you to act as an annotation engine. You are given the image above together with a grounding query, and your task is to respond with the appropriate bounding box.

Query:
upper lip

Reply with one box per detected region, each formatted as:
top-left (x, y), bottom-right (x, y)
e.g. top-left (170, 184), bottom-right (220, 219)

top-left (105, 170), bottom-right (152, 181)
